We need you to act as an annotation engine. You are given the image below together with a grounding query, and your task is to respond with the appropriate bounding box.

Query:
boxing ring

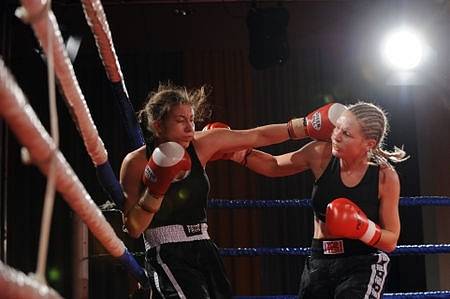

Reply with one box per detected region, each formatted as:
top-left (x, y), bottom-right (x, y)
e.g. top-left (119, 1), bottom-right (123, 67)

top-left (1, 0), bottom-right (449, 298)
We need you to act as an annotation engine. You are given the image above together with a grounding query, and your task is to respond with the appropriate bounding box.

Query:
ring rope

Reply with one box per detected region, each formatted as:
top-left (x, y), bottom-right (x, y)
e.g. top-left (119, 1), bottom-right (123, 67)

top-left (219, 243), bottom-right (450, 256)
top-left (18, 0), bottom-right (107, 166)
top-left (17, 0), bottom-right (127, 208)
top-left (80, 0), bottom-right (146, 208)
top-left (80, 0), bottom-right (147, 209)
top-left (0, 58), bottom-right (149, 293)
top-left (0, 261), bottom-right (62, 299)
top-left (208, 196), bottom-right (450, 208)
top-left (383, 291), bottom-right (450, 298)
top-left (95, 243), bottom-right (450, 261)
top-left (34, 0), bottom-right (59, 283)
top-left (81, 0), bottom-right (145, 150)
top-left (233, 291), bottom-right (450, 299)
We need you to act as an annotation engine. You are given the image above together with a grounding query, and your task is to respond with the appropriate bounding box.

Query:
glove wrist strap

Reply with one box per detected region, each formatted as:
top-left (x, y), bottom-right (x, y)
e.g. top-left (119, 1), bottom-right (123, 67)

top-left (138, 194), bottom-right (162, 214)
top-left (287, 118), bottom-right (305, 140)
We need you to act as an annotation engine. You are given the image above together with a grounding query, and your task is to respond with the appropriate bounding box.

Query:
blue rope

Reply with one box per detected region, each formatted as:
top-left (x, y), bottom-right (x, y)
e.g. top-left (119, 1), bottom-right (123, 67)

top-left (399, 196), bottom-right (450, 206)
top-left (385, 291), bottom-right (450, 298)
top-left (110, 81), bottom-right (145, 151)
top-left (393, 244), bottom-right (450, 255)
top-left (209, 199), bottom-right (311, 208)
top-left (117, 248), bottom-right (149, 289)
top-left (233, 292), bottom-right (450, 299)
top-left (220, 247), bottom-right (311, 256)
top-left (96, 162), bottom-right (125, 209)
top-left (220, 244), bottom-right (450, 256)
top-left (208, 196), bottom-right (450, 208)
top-left (119, 243), bottom-right (450, 260)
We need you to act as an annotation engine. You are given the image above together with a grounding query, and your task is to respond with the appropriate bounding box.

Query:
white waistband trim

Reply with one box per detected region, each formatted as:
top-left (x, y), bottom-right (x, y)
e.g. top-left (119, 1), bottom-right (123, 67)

top-left (144, 223), bottom-right (210, 248)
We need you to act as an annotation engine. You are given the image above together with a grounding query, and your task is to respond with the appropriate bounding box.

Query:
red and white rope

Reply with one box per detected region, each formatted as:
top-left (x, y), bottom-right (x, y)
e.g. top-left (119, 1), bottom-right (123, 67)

top-left (17, 0), bottom-right (107, 166)
top-left (81, 0), bottom-right (128, 93)
top-left (0, 56), bottom-right (125, 261)
top-left (0, 261), bottom-right (62, 299)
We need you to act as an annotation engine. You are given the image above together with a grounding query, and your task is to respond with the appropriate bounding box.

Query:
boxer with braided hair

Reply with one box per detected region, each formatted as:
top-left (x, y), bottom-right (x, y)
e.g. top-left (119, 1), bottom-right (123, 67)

top-left (237, 101), bottom-right (407, 299)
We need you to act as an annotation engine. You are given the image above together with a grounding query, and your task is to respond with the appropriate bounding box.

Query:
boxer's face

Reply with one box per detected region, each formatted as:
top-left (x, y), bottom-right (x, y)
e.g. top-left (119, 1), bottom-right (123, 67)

top-left (154, 103), bottom-right (195, 148)
top-left (331, 111), bottom-right (375, 160)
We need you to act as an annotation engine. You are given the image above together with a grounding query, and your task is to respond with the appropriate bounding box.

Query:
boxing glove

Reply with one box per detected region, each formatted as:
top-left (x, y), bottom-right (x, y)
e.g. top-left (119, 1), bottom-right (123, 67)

top-left (202, 122), bottom-right (231, 132)
top-left (225, 148), bottom-right (252, 166)
top-left (326, 197), bottom-right (381, 246)
top-left (202, 122), bottom-right (232, 161)
top-left (143, 142), bottom-right (191, 197)
top-left (288, 103), bottom-right (346, 141)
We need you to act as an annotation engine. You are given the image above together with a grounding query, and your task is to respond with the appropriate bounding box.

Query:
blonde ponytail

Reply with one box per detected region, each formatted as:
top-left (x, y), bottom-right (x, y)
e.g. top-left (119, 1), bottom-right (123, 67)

top-left (348, 102), bottom-right (409, 166)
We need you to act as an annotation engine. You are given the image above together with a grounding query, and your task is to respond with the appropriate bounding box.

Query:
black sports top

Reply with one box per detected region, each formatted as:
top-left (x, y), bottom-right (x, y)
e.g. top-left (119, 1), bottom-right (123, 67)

top-left (311, 155), bottom-right (380, 224)
top-left (145, 141), bottom-right (210, 228)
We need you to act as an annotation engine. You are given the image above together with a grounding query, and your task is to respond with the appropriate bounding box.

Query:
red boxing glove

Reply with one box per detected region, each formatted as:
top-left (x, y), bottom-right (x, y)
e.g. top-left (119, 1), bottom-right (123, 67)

top-left (225, 148), bottom-right (252, 166)
top-left (202, 122), bottom-right (231, 132)
top-left (326, 197), bottom-right (381, 246)
top-left (304, 103), bottom-right (346, 141)
top-left (202, 122), bottom-right (231, 161)
top-left (143, 142), bottom-right (191, 197)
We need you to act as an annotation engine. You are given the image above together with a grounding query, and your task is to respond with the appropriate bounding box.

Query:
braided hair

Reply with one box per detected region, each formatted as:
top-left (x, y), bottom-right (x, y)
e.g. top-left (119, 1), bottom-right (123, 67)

top-left (347, 102), bottom-right (409, 166)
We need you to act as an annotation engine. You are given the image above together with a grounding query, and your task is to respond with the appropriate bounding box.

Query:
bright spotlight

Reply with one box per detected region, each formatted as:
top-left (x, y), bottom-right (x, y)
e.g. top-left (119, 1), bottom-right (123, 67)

top-left (381, 29), bottom-right (424, 71)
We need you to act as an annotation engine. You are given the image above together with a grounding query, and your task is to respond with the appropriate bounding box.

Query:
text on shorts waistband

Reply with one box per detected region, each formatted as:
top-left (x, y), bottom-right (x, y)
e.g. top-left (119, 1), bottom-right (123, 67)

top-left (144, 223), bottom-right (210, 248)
top-left (311, 238), bottom-right (377, 258)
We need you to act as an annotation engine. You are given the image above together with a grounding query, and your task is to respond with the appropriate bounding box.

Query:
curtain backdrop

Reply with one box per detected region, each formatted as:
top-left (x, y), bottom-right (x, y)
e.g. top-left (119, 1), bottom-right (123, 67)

top-left (251, 49), bottom-right (326, 294)
top-left (183, 49), bottom-right (261, 294)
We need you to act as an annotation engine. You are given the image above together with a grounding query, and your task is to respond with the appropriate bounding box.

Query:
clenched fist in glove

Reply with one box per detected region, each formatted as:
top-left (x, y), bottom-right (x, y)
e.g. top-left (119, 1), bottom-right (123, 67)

top-left (143, 142), bottom-right (191, 197)
top-left (288, 103), bottom-right (346, 141)
top-left (202, 121), bottom-right (231, 132)
top-left (326, 197), bottom-right (382, 246)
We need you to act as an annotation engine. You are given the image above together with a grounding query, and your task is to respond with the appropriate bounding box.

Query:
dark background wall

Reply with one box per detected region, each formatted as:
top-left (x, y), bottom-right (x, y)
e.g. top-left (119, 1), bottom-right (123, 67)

top-left (1, 0), bottom-right (449, 298)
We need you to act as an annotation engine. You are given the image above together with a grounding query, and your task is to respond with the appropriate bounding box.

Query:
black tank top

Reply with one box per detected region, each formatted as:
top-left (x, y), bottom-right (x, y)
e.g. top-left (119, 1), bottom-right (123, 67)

top-left (145, 141), bottom-right (210, 228)
top-left (311, 156), bottom-right (380, 223)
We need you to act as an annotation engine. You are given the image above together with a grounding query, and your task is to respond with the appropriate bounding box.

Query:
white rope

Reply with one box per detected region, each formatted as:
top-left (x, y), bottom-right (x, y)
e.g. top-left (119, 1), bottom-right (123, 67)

top-left (28, 0), bottom-right (59, 284)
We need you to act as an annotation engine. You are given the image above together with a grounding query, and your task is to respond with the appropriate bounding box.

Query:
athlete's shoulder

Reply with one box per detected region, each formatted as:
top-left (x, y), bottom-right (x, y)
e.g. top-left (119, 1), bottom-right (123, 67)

top-left (379, 163), bottom-right (399, 185)
top-left (122, 145), bottom-right (147, 166)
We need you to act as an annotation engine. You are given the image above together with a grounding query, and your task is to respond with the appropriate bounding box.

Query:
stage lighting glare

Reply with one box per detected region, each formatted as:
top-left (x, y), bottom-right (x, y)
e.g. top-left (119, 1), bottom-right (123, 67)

top-left (382, 29), bottom-right (424, 71)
